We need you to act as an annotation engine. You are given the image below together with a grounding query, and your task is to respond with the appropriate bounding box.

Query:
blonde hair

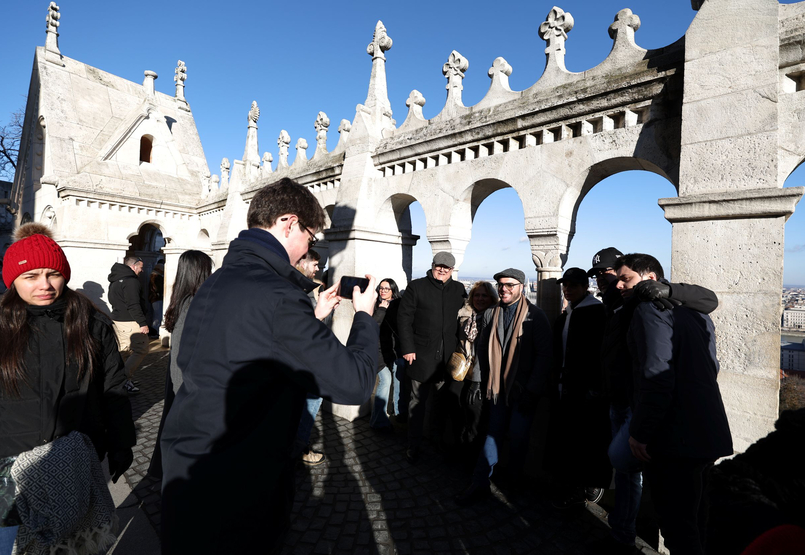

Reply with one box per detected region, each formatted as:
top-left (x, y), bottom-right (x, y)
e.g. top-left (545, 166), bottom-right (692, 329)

top-left (468, 281), bottom-right (498, 309)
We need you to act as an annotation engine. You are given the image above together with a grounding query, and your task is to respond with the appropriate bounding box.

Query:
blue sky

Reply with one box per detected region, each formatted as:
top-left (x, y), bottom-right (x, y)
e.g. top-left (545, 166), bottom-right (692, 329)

top-left (2, 1), bottom-right (804, 285)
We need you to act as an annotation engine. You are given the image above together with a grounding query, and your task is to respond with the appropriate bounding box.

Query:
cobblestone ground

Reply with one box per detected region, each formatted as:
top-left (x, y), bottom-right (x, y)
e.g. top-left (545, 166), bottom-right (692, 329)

top-left (122, 346), bottom-right (658, 554)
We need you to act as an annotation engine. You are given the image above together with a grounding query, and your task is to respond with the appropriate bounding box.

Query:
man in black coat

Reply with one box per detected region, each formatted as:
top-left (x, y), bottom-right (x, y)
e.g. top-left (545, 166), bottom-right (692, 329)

top-left (397, 251), bottom-right (467, 463)
top-left (616, 253), bottom-right (733, 555)
top-left (107, 256), bottom-right (149, 393)
top-left (160, 178), bottom-right (380, 555)
top-left (588, 247), bottom-right (720, 555)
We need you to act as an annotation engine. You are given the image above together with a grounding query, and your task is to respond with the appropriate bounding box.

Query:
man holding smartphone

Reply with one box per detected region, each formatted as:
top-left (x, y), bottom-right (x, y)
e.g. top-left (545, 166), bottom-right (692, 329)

top-left (161, 178), bottom-right (380, 554)
top-left (397, 252), bottom-right (467, 464)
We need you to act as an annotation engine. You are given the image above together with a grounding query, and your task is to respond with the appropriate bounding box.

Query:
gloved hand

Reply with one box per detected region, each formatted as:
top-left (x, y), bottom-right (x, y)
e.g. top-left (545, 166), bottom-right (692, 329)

top-left (633, 280), bottom-right (680, 311)
top-left (108, 448), bottom-right (134, 483)
top-left (464, 382), bottom-right (483, 407)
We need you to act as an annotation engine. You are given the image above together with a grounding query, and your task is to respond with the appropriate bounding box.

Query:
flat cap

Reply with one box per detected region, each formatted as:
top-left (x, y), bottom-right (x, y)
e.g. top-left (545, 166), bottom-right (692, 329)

top-left (493, 268), bottom-right (525, 284)
top-left (433, 251), bottom-right (456, 267)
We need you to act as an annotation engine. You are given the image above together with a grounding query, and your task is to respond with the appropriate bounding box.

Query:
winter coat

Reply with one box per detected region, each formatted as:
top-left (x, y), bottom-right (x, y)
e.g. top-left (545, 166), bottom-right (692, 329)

top-left (379, 298), bottom-right (402, 367)
top-left (397, 271), bottom-right (467, 383)
top-left (628, 302), bottom-right (733, 460)
top-left (456, 304), bottom-right (487, 383)
top-left (160, 228), bottom-right (379, 555)
top-left (107, 263), bottom-right (148, 326)
top-left (549, 293), bottom-right (611, 487)
top-left (373, 304), bottom-right (388, 370)
top-left (0, 298), bottom-right (136, 460)
top-left (169, 298), bottom-right (192, 395)
top-left (476, 298), bottom-right (553, 398)
top-left (601, 281), bottom-right (719, 409)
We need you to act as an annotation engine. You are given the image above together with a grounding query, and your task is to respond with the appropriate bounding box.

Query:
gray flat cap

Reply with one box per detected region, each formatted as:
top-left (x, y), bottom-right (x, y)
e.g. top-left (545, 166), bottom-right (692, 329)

top-left (493, 268), bottom-right (525, 284)
top-left (433, 251), bottom-right (456, 267)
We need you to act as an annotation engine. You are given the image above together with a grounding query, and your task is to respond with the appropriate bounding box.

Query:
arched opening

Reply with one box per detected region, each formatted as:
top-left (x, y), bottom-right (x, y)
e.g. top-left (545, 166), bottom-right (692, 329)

top-left (373, 193), bottom-right (423, 289)
top-left (459, 182), bottom-right (536, 302)
top-left (196, 229), bottom-right (211, 250)
top-left (781, 162), bottom-right (805, 405)
top-left (140, 135), bottom-right (154, 164)
top-left (127, 223), bottom-right (166, 335)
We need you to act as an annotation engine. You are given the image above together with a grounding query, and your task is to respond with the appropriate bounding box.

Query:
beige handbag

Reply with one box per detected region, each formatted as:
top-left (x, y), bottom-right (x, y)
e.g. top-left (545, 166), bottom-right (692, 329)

top-left (448, 351), bottom-right (474, 381)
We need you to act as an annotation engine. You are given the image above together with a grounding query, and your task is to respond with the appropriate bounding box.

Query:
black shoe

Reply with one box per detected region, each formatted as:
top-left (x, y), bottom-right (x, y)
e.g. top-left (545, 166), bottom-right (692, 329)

top-left (405, 448), bottom-right (419, 464)
top-left (454, 483), bottom-right (491, 507)
top-left (551, 489), bottom-right (587, 510)
top-left (585, 487), bottom-right (605, 504)
top-left (585, 536), bottom-right (639, 555)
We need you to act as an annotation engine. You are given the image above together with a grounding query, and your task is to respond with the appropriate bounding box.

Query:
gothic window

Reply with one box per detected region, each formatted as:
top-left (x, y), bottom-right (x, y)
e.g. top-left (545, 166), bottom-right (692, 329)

top-left (140, 135), bottom-right (154, 163)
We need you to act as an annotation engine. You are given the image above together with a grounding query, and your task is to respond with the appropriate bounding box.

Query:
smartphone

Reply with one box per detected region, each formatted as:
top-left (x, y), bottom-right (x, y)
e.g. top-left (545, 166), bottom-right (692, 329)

top-left (339, 276), bottom-right (370, 300)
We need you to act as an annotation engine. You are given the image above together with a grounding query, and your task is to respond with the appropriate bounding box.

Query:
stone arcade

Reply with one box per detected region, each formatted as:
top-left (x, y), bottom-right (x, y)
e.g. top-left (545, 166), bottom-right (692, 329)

top-left (6, 0), bottom-right (805, 449)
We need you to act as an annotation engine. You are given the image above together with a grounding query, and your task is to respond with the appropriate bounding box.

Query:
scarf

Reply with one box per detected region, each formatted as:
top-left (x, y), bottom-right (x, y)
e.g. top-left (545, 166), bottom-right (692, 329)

top-left (487, 295), bottom-right (529, 404)
top-left (10, 432), bottom-right (117, 555)
top-left (463, 310), bottom-right (478, 343)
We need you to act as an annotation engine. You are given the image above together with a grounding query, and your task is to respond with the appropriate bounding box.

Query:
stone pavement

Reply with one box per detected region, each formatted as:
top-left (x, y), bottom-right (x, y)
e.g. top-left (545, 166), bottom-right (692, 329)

top-left (118, 345), bottom-right (660, 554)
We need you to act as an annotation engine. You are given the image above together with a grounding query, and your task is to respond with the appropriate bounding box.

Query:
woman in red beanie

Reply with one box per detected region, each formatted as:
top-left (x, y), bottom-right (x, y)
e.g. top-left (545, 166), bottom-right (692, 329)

top-left (0, 223), bottom-right (136, 554)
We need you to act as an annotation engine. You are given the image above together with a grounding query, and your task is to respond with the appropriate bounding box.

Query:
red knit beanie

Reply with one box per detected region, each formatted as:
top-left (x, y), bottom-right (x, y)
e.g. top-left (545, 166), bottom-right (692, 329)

top-left (2, 223), bottom-right (71, 288)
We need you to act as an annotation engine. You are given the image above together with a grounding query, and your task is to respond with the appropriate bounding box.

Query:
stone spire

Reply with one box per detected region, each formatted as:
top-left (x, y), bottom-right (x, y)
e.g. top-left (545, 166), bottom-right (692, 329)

top-left (313, 112), bottom-right (330, 159)
top-left (243, 101), bottom-right (260, 166)
top-left (364, 21), bottom-right (393, 119)
top-left (220, 158), bottom-right (230, 189)
top-left (45, 2), bottom-right (61, 55)
top-left (443, 51), bottom-right (469, 109)
top-left (174, 60), bottom-right (187, 102)
top-left (143, 71), bottom-right (158, 96)
top-left (277, 130), bottom-right (291, 169)
top-left (294, 138), bottom-right (309, 166)
top-left (539, 6), bottom-right (574, 73)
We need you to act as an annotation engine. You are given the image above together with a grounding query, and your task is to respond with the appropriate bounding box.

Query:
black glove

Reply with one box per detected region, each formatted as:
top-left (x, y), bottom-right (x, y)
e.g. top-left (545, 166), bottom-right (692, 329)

top-left (108, 448), bottom-right (134, 483)
top-left (633, 279), bottom-right (670, 302)
top-left (464, 382), bottom-right (483, 407)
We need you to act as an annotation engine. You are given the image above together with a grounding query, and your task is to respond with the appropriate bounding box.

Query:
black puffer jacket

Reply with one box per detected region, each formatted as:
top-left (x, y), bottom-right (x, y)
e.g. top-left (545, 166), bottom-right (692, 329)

top-left (107, 262), bottom-right (147, 326)
top-left (0, 298), bottom-right (136, 459)
top-left (397, 271), bottom-right (467, 382)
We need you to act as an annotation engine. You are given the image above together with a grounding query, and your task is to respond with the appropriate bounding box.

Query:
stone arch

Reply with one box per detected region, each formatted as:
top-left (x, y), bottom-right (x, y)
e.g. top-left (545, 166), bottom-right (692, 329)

top-left (375, 193), bottom-right (423, 284)
top-left (196, 228), bottom-right (211, 250)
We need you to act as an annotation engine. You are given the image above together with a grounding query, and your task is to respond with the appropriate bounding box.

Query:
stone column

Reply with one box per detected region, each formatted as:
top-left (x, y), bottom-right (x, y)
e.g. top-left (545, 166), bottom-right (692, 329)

top-left (160, 246), bottom-right (186, 346)
top-left (529, 233), bottom-right (568, 326)
top-left (675, 0), bottom-right (804, 451)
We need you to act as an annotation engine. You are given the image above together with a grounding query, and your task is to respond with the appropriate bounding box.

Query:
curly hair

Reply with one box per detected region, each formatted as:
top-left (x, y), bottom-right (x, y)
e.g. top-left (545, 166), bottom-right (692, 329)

top-left (247, 177), bottom-right (326, 232)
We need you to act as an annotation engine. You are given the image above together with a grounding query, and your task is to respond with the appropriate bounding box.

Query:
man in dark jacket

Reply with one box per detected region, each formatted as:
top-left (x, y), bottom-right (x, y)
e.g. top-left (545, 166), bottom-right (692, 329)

top-left (549, 267), bottom-right (610, 509)
top-left (616, 253), bottom-right (732, 555)
top-left (455, 268), bottom-right (552, 506)
top-left (107, 256), bottom-right (149, 393)
top-left (397, 252), bottom-right (467, 463)
top-left (160, 178), bottom-right (380, 555)
top-left (589, 247), bottom-right (720, 555)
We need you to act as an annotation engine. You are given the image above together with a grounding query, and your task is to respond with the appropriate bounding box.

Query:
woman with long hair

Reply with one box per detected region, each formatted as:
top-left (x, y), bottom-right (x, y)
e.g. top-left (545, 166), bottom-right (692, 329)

top-left (162, 250), bottom-right (213, 394)
top-left (0, 224), bottom-right (135, 554)
top-left (369, 278), bottom-right (402, 432)
top-left (147, 250), bottom-right (212, 480)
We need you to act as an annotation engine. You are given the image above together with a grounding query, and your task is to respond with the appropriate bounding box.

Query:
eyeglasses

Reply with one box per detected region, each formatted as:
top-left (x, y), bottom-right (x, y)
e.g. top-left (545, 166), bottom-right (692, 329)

top-left (433, 265), bottom-right (453, 272)
top-left (497, 282), bottom-right (521, 291)
top-left (378, 287), bottom-right (392, 292)
top-left (281, 216), bottom-right (318, 247)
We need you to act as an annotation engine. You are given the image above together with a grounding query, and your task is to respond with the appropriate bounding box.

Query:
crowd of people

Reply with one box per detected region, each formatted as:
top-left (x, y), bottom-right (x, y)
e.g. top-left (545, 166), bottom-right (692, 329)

top-left (0, 177), bottom-right (800, 555)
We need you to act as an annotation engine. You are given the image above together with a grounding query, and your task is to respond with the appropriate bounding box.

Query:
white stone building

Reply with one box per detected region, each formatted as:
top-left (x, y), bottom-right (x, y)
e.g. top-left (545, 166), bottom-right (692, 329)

top-left (783, 307), bottom-right (805, 329)
top-left (5, 0), bottom-right (805, 449)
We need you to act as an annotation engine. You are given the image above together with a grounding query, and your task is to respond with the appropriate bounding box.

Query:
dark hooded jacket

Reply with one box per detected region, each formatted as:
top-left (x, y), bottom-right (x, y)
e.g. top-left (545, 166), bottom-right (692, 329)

top-left (107, 263), bottom-right (148, 326)
top-left (160, 228), bottom-right (379, 555)
top-left (397, 271), bottom-right (467, 382)
top-left (0, 298), bottom-right (136, 460)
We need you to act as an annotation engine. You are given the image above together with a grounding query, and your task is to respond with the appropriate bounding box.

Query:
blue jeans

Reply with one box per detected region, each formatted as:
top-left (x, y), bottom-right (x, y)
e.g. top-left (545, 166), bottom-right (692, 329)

top-left (370, 358), bottom-right (403, 428)
top-left (608, 405), bottom-right (643, 546)
top-left (0, 526), bottom-right (18, 555)
top-left (294, 395), bottom-right (323, 455)
top-left (472, 398), bottom-right (534, 487)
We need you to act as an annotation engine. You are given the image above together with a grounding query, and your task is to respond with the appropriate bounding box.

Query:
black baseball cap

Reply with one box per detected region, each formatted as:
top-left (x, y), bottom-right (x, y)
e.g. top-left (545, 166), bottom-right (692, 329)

top-left (587, 247), bottom-right (623, 277)
top-left (557, 267), bottom-right (588, 285)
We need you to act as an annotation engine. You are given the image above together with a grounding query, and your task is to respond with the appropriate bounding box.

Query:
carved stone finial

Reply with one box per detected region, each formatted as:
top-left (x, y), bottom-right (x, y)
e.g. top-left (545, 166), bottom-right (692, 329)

top-left (367, 20), bottom-right (393, 61)
top-left (313, 112), bottom-right (330, 159)
top-left (277, 130), bottom-right (291, 168)
top-left (488, 57), bottom-right (513, 92)
top-left (143, 71), bottom-right (158, 96)
top-left (220, 158), bottom-right (230, 188)
top-left (45, 2), bottom-right (61, 54)
top-left (539, 6), bottom-right (574, 72)
top-left (338, 119), bottom-right (352, 134)
top-left (248, 101), bottom-right (260, 126)
top-left (174, 60), bottom-right (187, 102)
top-left (262, 152), bottom-right (273, 175)
top-left (441, 51), bottom-right (469, 113)
top-left (294, 138), bottom-right (309, 166)
top-left (333, 119), bottom-right (352, 154)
